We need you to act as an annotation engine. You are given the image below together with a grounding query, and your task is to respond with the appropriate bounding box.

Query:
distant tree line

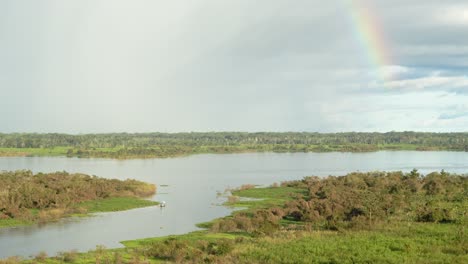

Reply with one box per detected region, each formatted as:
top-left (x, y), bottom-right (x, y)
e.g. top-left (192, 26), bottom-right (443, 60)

top-left (0, 132), bottom-right (466, 158)
top-left (0, 132), bottom-right (466, 149)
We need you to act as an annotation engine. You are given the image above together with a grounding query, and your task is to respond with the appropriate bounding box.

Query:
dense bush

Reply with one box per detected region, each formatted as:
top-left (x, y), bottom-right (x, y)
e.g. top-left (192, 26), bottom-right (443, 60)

top-left (282, 171), bottom-right (466, 228)
top-left (145, 238), bottom-right (235, 263)
top-left (143, 170), bottom-right (466, 263)
top-left (0, 170), bottom-right (156, 221)
top-left (215, 171), bottom-right (467, 234)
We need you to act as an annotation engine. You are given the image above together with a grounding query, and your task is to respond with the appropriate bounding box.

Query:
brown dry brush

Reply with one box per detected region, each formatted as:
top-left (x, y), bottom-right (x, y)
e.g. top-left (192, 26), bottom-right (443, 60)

top-left (214, 170), bottom-right (467, 235)
top-left (0, 170), bottom-right (156, 222)
top-left (144, 237), bottom-right (236, 263)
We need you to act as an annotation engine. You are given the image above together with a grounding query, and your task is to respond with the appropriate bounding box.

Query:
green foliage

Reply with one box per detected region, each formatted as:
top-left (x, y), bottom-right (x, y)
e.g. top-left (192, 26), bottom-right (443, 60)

top-left (143, 236), bottom-right (236, 263)
top-left (233, 186), bottom-right (306, 200)
top-left (77, 197), bottom-right (158, 213)
top-left (33, 252), bottom-right (48, 262)
top-left (57, 250), bottom-right (78, 263)
top-left (9, 170), bottom-right (468, 264)
top-left (0, 218), bottom-right (32, 229)
top-left (158, 171), bottom-right (466, 263)
top-left (229, 224), bottom-right (468, 264)
top-left (0, 170), bottom-right (157, 227)
top-left (227, 187), bottom-right (306, 210)
top-left (0, 132), bottom-right (466, 159)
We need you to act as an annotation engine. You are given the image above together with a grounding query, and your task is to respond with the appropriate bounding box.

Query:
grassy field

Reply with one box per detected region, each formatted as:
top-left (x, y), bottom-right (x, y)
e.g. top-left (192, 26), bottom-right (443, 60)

top-left (0, 147), bottom-right (69, 157)
top-left (227, 186), bottom-right (306, 209)
top-left (0, 218), bottom-right (33, 229)
top-left (76, 197), bottom-right (159, 214)
top-left (224, 223), bottom-right (467, 264)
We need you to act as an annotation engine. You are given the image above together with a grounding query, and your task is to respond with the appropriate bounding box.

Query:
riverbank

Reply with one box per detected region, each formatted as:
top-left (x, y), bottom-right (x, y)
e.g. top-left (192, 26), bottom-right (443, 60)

top-left (0, 143), bottom-right (465, 160)
top-left (12, 170), bottom-right (467, 263)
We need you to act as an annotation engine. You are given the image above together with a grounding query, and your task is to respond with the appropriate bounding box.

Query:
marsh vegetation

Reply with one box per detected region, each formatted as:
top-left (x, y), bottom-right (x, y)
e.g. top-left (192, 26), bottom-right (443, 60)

top-left (8, 170), bottom-right (466, 263)
top-left (0, 171), bottom-right (157, 228)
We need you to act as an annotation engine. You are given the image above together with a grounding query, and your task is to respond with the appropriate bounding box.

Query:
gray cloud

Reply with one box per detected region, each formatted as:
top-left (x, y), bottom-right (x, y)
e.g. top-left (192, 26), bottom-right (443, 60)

top-left (0, 0), bottom-right (467, 133)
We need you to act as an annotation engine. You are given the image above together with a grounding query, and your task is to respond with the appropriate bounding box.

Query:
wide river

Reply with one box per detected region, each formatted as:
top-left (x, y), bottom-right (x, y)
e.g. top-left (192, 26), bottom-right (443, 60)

top-left (0, 151), bottom-right (467, 258)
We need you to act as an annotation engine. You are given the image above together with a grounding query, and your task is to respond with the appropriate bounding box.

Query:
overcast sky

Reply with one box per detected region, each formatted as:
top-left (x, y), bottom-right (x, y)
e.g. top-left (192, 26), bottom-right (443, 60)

top-left (1, 0), bottom-right (467, 133)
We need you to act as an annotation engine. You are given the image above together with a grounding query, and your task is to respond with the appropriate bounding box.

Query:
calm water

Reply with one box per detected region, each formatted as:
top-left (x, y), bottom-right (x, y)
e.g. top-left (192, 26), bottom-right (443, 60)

top-left (0, 151), bottom-right (467, 258)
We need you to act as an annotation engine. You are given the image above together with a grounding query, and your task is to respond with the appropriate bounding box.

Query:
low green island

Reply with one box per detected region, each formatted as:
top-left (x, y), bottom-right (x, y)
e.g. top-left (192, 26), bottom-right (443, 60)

top-left (0, 132), bottom-right (467, 159)
top-left (0, 171), bottom-right (158, 229)
top-left (8, 170), bottom-right (466, 264)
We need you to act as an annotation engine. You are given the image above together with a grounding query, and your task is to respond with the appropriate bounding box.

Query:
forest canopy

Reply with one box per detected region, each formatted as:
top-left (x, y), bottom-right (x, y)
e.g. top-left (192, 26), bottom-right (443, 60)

top-left (1, 132), bottom-right (467, 148)
top-left (0, 132), bottom-right (466, 159)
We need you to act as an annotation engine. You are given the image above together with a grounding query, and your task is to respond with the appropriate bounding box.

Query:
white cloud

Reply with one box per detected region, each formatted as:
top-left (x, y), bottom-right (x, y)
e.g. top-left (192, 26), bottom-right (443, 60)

top-left (1, 0), bottom-right (468, 132)
top-left (379, 65), bottom-right (411, 81)
top-left (437, 5), bottom-right (468, 25)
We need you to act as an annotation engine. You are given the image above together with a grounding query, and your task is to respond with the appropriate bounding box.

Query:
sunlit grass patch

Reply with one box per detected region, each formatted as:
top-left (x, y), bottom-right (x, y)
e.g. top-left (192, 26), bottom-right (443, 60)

top-left (0, 218), bottom-right (33, 229)
top-left (228, 186), bottom-right (306, 209)
top-left (77, 197), bottom-right (158, 213)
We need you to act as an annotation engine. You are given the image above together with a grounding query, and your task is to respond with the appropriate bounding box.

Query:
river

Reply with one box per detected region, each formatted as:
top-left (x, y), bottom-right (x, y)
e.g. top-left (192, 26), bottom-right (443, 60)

top-left (0, 151), bottom-right (467, 258)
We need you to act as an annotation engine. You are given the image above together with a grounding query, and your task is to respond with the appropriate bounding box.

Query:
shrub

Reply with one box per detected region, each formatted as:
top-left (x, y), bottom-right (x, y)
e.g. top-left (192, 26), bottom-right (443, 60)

top-left (239, 184), bottom-right (255, 191)
top-left (57, 250), bottom-right (78, 262)
top-left (227, 195), bottom-right (240, 204)
top-left (416, 207), bottom-right (455, 223)
top-left (113, 252), bottom-right (123, 264)
top-left (38, 208), bottom-right (66, 222)
top-left (0, 256), bottom-right (21, 264)
top-left (34, 251), bottom-right (48, 262)
top-left (206, 239), bottom-right (234, 256)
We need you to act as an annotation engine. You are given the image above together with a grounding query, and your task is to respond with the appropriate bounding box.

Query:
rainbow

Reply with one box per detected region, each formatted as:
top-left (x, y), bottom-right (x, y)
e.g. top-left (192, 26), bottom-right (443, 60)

top-left (345, 0), bottom-right (394, 83)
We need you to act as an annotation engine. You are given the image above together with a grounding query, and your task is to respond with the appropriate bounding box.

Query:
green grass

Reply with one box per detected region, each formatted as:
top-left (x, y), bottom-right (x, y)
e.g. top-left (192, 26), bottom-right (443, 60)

top-left (0, 147), bottom-right (124, 158)
top-left (0, 218), bottom-right (33, 229)
top-left (233, 186), bottom-right (305, 200)
top-left (229, 186), bottom-right (306, 209)
top-left (0, 147), bottom-right (69, 157)
top-left (21, 246), bottom-right (155, 264)
top-left (232, 223), bottom-right (467, 264)
top-left (121, 231), bottom-right (239, 248)
top-left (76, 197), bottom-right (159, 213)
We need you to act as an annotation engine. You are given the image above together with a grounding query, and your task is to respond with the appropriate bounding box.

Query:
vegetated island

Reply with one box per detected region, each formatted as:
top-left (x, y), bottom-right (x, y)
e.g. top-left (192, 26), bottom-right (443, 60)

top-left (0, 170), bottom-right (158, 229)
top-left (0, 132), bottom-right (467, 159)
top-left (12, 170), bottom-right (467, 264)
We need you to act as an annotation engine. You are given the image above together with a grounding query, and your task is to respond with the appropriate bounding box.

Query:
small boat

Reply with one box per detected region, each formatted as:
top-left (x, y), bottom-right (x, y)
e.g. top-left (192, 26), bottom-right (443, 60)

top-left (160, 201), bottom-right (166, 208)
